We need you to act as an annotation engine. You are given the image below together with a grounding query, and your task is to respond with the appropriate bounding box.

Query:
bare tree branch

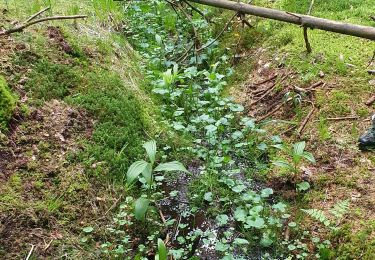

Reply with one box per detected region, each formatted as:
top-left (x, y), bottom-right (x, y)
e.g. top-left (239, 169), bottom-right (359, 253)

top-left (26, 7), bottom-right (51, 23)
top-left (0, 15), bottom-right (87, 36)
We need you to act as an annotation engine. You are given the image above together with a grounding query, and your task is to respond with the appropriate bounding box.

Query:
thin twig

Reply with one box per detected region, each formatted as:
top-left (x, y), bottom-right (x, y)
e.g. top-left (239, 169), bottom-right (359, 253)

top-left (26, 245), bottom-right (35, 260)
top-left (303, 0), bottom-right (314, 53)
top-left (250, 74), bottom-right (288, 106)
top-left (183, 0), bottom-right (210, 22)
top-left (26, 7), bottom-right (51, 23)
top-left (176, 42), bottom-right (195, 63)
top-left (367, 51), bottom-right (375, 67)
top-left (256, 103), bottom-right (284, 122)
top-left (326, 116), bottom-right (359, 121)
top-left (197, 11), bottom-right (238, 52)
top-left (254, 74), bottom-right (278, 86)
top-left (297, 106), bottom-right (315, 136)
top-left (179, 3), bottom-right (201, 49)
top-left (0, 15), bottom-right (87, 36)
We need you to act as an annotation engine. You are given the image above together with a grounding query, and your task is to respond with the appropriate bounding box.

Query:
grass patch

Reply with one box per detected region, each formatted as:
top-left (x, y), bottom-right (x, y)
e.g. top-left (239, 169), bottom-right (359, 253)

top-left (0, 76), bottom-right (17, 132)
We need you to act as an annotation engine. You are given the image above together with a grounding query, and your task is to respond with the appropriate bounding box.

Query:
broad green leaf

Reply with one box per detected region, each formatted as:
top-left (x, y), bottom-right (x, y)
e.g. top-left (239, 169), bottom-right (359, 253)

top-left (293, 141), bottom-right (306, 156)
top-left (82, 226), bottom-right (93, 233)
top-left (302, 152), bottom-right (316, 164)
top-left (261, 188), bottom-right (274, 198)
top-left (233, 238), bottom-right (249, 245)
top-left (234, 207), bottom-right (247, 222)
top-left (232, 184), bottom-right (246, 193)
top-left (204, 192), bottom-right (213, 202)
top-left (272, 160), bottom-right (292, 169)
top-left (143, 140), bottom-right (157, 164)
top-left (141, 163), bottom-right (153, 185)
top-left (155, 34), bottom-right (162, 44)
top-left (154, 161), bottom-right (189, 173)
top-left (297, 181), bottom-right (310, 192)
top-left (134, 198), bottom-right (150, 221)
top-left (272, 202), bottom-right (287, 213)
top-left (216, 214), bottom-right (229, 226)
top-left (157, 238), bottom-right (168, 260)
top-left (245, 217), bottom-right (265, 229)
top-left (127, 160), bottom-right (148, 184)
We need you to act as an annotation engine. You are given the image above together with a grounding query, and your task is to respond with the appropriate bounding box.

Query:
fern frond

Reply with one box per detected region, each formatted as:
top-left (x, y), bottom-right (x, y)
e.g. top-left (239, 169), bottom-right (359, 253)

top-left (301, 209), bottom-right (331, 227)
top-left (329, 200), bottom-right (350, 220)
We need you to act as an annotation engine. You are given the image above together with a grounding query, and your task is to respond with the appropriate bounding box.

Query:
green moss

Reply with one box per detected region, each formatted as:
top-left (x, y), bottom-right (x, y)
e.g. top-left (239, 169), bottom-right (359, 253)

top-left (0, 76), bottom-right (17, 131)
top-left (332, 221), bottom-right (375, 259)
top-left (67, 68), bottom-right (151, 179)
top-left (25, 60), bottom-right (80, 101)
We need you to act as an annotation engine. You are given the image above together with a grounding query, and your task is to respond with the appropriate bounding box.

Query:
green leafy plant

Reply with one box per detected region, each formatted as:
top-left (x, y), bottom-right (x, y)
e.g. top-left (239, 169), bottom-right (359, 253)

top-left (273, 141), bottom-right (315, 184)
top-left (126, 140), bottom-right (188, 220)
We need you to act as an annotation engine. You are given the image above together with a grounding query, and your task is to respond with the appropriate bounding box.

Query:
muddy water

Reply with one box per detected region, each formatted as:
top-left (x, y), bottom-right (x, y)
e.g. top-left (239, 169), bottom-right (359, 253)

top-left (158, 163), bottom-right (219, 259)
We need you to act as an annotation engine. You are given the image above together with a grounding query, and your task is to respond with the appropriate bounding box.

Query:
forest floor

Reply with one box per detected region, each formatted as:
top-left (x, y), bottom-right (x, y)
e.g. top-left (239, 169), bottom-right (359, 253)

top-left (0, 0), bottom-right (375, 259)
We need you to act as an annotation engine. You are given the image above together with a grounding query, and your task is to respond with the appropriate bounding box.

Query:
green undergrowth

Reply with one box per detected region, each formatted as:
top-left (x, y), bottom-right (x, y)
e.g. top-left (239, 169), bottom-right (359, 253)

top-left (0, 76), bottom-right (17, 132)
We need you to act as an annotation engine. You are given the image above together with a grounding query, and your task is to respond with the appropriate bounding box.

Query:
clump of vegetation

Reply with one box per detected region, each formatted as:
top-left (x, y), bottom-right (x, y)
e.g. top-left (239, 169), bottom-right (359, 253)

top-left (0, 76), bottom-right (17, 131)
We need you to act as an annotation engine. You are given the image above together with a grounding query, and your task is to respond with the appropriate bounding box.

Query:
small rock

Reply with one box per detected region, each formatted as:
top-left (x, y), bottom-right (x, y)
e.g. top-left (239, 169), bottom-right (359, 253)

top-left (369, 79), bottom-right (375, 86)
top-left (319, 71), bottom-right (325, 78)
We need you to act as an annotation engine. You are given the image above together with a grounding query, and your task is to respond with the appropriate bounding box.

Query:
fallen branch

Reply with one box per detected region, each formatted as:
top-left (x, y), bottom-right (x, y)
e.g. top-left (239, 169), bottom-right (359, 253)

top-left (256, 103), bottom-right (284, 122)
top-left (297, 106), bottom-right (315, 136)
top-left (0, 15), bottom-right (87, 36)
top-left (250, 82), bottom-right (277, 105)
top-left (188, 0), bottom-right (375, 40)
top-left (254, 74), bottom-right (278, 86)
top-left (26, 7), bottom-right (51, 23)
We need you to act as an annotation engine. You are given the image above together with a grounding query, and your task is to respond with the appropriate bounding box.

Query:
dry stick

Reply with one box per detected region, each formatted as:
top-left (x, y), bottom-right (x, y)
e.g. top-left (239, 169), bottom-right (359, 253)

top-left (367, 51), bottom-right (375, 67)
top-left (26, 7), bottom-right (51, 23)
top-left (196, 11), bottom-right (238, 52)
top-left (297, 106), bottom-right (315, 136)
top-left (0, 15), bottom-right (87, 36)
top-left (365, 95), bottom-right (375, 106)
top-left (179, 3), bottom-right (201, 54)
top-left (250, 82), bottom-right (277, 106)
top-left (254, 74), bottom-right (278, 86)
top-left (253, 79), bottom-right (278, 95)
top-left (251, 74), bottom-right (288, 106)
top-left (326, 116), bottom-right (359, 121)
top-left (26, 245), bottom-right (35, 260)
top-left (303, 0), bottom-right (315, 53)
top-left (188, 0), bottom-right (375, 40)
top-left (256, 103), bottom-right (284, 122)
top-left (176, 42), bottom-right (195, 63)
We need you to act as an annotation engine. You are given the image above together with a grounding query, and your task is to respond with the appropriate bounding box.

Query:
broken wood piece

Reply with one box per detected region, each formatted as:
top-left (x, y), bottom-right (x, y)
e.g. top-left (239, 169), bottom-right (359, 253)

top-left (297, 106), bottom-right (315, 136)
top-left (365, 95), bottom-right (375, 106)
top-left (0, 15), bottom-right (88, 36)
top-left (309, 81), bottom-right (324, 89)
top-left (326, 116), bottom-right (359, 121)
